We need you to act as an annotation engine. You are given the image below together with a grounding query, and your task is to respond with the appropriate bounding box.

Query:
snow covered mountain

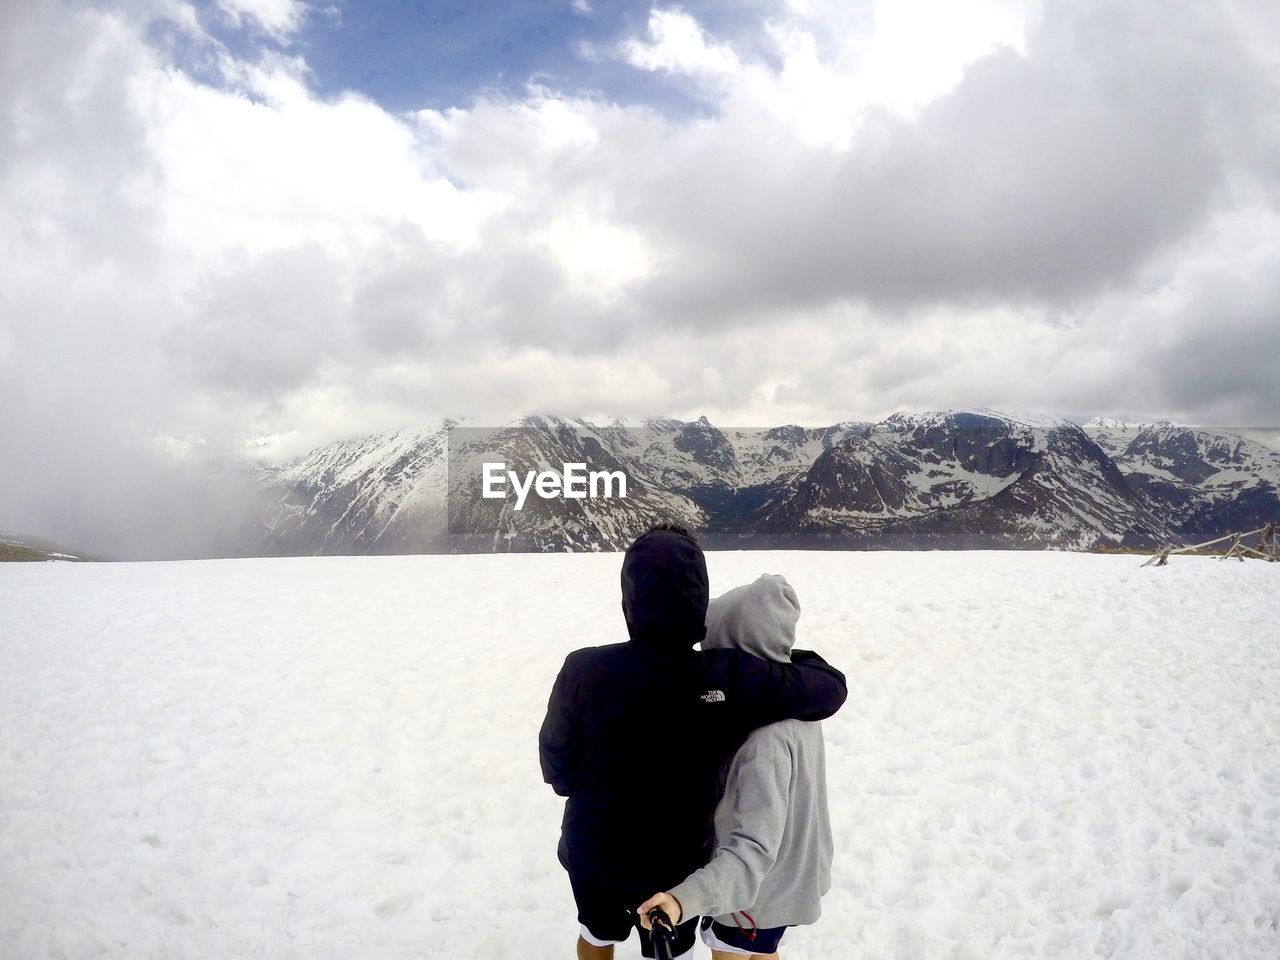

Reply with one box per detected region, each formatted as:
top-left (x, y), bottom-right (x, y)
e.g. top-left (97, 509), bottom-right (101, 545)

top-left (597, 417), bottom-right (870, 533)
top-left (756, 411), bottom-right (1174, 549)
top-left (1082, 420), bottom-right (1280, 537)
top-left (249, 412), bottom-right (1277, 555)
top-left (1082, 417), bottom-right (1170, 458)
top-left (260, 427), bottom-right (452, 556)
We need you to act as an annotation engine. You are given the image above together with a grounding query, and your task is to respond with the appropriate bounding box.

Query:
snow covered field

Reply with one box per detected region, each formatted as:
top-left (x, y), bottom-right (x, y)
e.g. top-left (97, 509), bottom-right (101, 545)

top-left (1, 551), bottom-right (1277, 959)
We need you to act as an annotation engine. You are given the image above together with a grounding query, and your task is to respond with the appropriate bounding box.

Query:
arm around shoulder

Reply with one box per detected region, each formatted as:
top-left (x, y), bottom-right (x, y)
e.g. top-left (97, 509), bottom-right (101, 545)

top-left (733, 649), bottom-right (847, 725)
top-left (788, 649), bottom-right (847, 720)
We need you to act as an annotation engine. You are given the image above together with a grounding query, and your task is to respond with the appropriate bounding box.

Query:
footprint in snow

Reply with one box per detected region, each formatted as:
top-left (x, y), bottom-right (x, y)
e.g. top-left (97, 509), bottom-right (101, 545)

top-left (374, 893), bottom-right (414, 918)
top-left (146, 743), bottom-right (183, 764)
top-left (1095, 893), bottom-right (1132, 916)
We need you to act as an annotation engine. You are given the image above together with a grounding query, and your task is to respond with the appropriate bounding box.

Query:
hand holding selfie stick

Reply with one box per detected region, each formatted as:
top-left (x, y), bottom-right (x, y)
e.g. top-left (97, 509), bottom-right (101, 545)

top-left (646, 907), bottom-right (676, 960)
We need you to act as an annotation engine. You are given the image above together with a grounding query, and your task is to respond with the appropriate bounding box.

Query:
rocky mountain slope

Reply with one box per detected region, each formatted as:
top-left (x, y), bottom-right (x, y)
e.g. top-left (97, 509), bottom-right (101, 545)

top-left (1082, 419), bottom-right (1280, 538)
top-left (755, 411), bottom-right (1176, 549)
top-left (260, 427), bottom-right (452, 556)
top-left (0, 532), bottom-right (91, 562)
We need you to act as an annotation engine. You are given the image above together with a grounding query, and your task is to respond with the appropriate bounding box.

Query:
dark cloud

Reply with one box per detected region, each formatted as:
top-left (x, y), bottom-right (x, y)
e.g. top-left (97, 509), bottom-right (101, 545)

top-left (1141, 255), bottom-right (1280, 425)
top-left (168, 245), bottom-right (350, 397)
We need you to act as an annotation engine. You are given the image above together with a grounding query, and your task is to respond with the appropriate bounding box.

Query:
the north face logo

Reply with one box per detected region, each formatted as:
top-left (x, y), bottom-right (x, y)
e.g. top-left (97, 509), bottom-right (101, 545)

top-left (700, 689), bottom-right (726, 703)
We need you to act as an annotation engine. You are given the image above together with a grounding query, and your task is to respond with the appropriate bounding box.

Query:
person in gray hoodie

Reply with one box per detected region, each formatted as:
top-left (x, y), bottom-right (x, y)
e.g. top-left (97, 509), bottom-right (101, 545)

top-left (638, 574), bottom-right (833, 958)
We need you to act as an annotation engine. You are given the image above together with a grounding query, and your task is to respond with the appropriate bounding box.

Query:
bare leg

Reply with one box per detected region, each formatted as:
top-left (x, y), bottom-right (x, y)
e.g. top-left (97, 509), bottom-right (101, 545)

top-left (576, 936), bottom-right (614, 960)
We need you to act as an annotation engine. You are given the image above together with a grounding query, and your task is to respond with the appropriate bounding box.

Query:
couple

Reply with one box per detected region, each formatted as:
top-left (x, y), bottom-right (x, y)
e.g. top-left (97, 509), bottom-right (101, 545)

top-left (539, 524), bottom-right (843, 959)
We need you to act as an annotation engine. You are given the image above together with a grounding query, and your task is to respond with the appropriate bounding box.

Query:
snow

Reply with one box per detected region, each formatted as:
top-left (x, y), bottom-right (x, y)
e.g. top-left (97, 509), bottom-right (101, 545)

top-left (912, 460), bottom-right (1021, 506)
top-left (888, 408), bottom-right (1076, 433)
top-left (1083, 417), bottom-right (1133, 431)
top-left (2, 551), bottom-right (1278, 959)
top-left (1120, 461), bottom-right (1188, 484)
top-left (1107, 425), bottom-right (1280, 493)
top-left (1082, 418), bottom-right (1183, 432)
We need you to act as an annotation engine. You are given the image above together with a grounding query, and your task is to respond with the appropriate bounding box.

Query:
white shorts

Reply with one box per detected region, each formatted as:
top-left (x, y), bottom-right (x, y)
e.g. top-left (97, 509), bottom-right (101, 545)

top-left (700, 922), bottom-right (756, 956)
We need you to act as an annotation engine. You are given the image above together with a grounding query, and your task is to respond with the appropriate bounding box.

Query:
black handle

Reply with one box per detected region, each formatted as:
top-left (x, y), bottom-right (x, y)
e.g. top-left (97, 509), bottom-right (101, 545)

top-left (647, 908), bottom-right (675, 960)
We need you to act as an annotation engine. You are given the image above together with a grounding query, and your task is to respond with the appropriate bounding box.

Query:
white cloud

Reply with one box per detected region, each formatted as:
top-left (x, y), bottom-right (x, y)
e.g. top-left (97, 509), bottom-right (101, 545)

top-left (845, 0), bottom-right (1033, 113)
top-left (217, 0), bottom-right (306, 41)
top-left (145, 58), bottom-right (494, 259)
top-left (536, 212), bottom-right (656, 305)
top-left (622, 8), bottom-right (742, 83)
top-left (618, 2), bottom-right (1038, 148)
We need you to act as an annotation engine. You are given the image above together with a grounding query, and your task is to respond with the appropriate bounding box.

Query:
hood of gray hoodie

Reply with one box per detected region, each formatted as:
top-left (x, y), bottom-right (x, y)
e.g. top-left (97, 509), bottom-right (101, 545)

top-left (701, 573), bottom-right (799, 663)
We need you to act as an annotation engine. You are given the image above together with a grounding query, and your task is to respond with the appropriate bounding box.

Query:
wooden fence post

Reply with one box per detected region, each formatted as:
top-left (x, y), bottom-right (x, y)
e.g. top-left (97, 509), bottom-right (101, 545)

top-left (1143, 524), bottom-right (1278, 566)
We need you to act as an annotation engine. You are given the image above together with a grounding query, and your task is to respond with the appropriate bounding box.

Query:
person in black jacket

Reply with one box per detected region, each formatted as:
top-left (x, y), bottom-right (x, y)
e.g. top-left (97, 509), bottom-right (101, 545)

top-left (539, 524), bottom-right (848, 960)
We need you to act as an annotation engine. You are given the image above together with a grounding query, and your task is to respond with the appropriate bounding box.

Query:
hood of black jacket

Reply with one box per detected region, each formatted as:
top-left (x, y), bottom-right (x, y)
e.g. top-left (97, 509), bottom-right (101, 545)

top-left (620, 528), bottom-right (709, 650)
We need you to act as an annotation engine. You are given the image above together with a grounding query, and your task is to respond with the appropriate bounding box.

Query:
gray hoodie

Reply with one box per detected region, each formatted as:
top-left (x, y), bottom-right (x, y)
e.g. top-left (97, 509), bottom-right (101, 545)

top-left (669, 574), bottom-right (834, 930)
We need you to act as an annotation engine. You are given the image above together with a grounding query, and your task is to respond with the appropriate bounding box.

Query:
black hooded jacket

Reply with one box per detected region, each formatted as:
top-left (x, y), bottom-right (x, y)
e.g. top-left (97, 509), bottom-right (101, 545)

top-left (538, 528), bottom-right (848, 898)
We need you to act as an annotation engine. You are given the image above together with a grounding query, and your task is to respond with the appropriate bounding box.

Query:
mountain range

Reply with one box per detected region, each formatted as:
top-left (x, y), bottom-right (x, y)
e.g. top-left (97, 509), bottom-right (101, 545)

top-left (245, 410), bottom-right (1280, 555)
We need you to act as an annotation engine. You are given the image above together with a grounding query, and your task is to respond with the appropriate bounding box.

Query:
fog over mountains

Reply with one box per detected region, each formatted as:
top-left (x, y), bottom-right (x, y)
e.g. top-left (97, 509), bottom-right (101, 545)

top-left (236, 410), bottom-right (1280, 556)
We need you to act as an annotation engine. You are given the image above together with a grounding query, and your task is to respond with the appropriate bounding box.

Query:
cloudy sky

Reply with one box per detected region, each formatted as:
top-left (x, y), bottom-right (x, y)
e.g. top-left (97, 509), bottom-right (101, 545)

top-left (2, 0), bottom-right (1278, 550)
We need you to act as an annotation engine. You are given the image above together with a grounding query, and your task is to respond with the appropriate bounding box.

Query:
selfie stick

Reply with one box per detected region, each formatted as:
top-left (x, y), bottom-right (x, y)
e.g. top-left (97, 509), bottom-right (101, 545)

top-left (646, 907), bottom-right (676, 960)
